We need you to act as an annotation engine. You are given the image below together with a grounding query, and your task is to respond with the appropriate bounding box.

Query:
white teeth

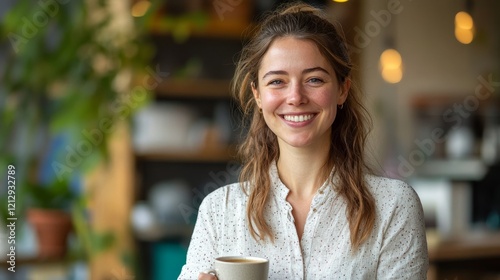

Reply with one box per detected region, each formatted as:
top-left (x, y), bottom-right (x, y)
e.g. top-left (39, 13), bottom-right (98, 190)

top-left (284, 114), bottom-right (313, 122)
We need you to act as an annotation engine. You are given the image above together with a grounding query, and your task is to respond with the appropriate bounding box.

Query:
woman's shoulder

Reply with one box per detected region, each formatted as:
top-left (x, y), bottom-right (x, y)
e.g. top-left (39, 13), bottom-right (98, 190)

top-left (364, 174), bottom-right (422, 211)
top-left (200, 182), bottom-right (248, 207)
top-left (197, 182), bottom-right (249, 223)
top-left (365, 174), bottom-right (416, 195)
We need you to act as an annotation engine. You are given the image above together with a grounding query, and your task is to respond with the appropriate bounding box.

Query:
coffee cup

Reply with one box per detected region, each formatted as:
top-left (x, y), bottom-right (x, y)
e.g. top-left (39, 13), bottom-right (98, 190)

top-left (204, 256), bottom-right (269, 280)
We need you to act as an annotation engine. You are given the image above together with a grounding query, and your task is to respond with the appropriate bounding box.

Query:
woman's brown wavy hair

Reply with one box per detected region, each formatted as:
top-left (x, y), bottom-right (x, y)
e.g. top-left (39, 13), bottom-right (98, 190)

top-left (232, 2), bottom-right (375, 250)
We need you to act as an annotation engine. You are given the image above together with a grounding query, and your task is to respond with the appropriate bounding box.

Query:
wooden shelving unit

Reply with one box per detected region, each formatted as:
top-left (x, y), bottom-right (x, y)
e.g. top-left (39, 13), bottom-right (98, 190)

top-left (155, 78), bottom-right (232, 98)
top-left (132, 3), bottom-right (251, 278)
top-left (135, 145), bottom-right (237, 162)
top-left (427, 231), bottom-right (500, 280)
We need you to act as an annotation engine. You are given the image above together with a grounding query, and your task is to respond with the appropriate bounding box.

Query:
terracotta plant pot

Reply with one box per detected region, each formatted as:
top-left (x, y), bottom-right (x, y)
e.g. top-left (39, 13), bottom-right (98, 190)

top-left (27, 208), bottom-right (73, 259)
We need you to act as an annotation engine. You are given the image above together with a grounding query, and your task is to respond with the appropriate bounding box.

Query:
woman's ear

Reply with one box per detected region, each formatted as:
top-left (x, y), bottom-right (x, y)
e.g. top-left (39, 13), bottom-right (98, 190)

top-left (251, 82), bottom-right (262, 109)
top-left (339, 78), bottom-right (351, 105)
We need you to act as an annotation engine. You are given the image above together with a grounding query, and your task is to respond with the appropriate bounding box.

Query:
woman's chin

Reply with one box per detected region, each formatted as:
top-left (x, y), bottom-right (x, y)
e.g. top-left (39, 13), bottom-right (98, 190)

top-left (280, 138), bottom-right (314, 148)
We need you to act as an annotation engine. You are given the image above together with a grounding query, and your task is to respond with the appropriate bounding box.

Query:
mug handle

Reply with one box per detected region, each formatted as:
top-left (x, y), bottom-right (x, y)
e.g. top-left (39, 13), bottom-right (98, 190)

top-left (203, 269), bottom-right (217, 276)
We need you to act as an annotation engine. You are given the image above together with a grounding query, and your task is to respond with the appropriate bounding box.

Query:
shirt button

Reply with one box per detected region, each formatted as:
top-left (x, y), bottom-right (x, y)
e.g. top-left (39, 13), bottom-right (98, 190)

top-left (312, 208), bottom-right (317, 212)
top-left (319, 190), bottom-right (324, 194)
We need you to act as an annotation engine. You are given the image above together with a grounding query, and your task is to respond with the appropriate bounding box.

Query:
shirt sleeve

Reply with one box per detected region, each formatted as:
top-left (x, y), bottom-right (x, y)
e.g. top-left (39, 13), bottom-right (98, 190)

top-left (377, 182), bottom-right (429, 280)
top-left (178, 193), bottom-right (220, 280)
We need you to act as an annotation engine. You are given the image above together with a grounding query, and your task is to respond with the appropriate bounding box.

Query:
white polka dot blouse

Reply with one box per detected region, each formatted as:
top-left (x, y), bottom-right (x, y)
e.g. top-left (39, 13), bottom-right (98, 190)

top-left (178, 163), bottom-right (428, 279)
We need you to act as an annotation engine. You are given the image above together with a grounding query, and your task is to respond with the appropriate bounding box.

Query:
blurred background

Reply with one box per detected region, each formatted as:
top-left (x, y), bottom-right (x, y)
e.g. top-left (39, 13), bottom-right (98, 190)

top-left (0, 0), bottom-right (499, 279)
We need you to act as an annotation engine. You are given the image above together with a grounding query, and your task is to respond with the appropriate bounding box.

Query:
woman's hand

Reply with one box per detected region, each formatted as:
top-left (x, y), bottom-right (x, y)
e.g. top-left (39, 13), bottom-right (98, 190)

top-left (198, 272), bottom-right (217, 280)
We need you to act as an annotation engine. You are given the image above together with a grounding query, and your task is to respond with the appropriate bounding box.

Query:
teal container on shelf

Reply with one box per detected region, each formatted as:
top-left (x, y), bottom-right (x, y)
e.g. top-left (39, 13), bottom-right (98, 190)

top-left (153, 242), bottom-right (188, 280)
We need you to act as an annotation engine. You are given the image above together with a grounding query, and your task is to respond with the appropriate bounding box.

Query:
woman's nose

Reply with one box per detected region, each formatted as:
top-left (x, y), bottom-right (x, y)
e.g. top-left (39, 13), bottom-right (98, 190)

top-left (286, 83), bottom-right (308, 106)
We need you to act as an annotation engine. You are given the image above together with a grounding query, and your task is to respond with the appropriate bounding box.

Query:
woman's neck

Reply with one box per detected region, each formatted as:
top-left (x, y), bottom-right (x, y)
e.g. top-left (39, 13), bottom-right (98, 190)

top-left (276, 142), bottom-right (331, 199)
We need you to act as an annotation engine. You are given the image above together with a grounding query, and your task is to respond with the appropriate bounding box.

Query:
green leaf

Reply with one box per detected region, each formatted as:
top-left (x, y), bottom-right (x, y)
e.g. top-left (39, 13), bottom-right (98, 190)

top-left (25, 179), bottom-right (74, 209)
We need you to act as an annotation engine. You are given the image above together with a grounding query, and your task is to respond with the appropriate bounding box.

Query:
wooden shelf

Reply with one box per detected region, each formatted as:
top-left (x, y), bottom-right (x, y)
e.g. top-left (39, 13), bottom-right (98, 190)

top-left (135, 145), bottom-right (237, 162)
top-left (428, 231), bottom-right (500, 261)
top-left (155, 79), bottom-right (231, 98)
top-left (427, 230), bottom-right (500, 280)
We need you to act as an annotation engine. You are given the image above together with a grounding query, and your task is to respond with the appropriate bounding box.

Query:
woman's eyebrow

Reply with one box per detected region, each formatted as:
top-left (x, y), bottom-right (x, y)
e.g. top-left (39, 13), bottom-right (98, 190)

top-left (303, 67), bottom-right (330, 75)
top-left (262, 67), bottom-right (329, 80)
top-left (262, 70), bottom-right (288, 80)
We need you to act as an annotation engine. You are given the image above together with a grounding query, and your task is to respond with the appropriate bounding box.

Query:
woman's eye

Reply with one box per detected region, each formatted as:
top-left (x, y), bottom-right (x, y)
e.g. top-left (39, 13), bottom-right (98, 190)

top-left (308, 78), bottom-right (324, 84)
top-left (268, 80), bottom-right (283, 85)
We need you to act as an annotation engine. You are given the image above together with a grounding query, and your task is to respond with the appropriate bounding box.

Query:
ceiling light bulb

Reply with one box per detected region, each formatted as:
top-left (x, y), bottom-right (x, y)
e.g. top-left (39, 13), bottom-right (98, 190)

top-left (379, 48), bottom-right (403, 84)
top-left (380, 49), bottom-right (402, 69)
top-left (455, 11), bottom-right (474, 30)
top-left (381, 67), bottom-right (403, 84)
top-left (454, 11), bottom-right (474, 44)
top-left (455, 26), bottom-right (474, 44)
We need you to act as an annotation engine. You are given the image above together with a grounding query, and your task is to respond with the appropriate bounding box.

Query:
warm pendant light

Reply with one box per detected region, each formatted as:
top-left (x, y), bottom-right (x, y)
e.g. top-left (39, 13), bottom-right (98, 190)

top-left (454, 11), bottom-right (475, 44)
top-left (379, 15), bottom-right (402, 84)
top-left (379, 48), bottom-right (403, 84)
top-left (455, 0), bottom-right (475, 44)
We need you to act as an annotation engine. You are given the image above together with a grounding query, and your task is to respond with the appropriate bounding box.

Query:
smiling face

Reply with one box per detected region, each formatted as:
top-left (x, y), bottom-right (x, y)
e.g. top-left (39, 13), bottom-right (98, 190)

top-left (252, 36), bottom-right (349, 151)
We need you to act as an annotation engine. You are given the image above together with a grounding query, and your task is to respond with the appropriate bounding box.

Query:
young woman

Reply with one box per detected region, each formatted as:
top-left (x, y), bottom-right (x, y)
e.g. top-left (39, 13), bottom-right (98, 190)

top-left (178, 2), bottom-right (428, 279)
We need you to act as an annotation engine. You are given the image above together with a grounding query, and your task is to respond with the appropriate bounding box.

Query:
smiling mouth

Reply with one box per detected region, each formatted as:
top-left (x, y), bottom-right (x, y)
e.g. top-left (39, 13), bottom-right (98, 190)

top-left (283, 114), bottom-right (315, 123)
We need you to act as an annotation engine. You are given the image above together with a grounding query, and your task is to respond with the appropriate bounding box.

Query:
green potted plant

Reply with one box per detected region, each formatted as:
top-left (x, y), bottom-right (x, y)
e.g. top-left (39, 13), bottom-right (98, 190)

top-left (24, 179), bottom-right (75, 259)
top-left (0, 0), bottom-right (154, 261)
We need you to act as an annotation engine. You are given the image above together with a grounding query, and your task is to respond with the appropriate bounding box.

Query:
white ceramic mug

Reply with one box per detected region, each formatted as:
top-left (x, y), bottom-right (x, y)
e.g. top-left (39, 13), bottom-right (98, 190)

top-left (204, 256), bottom-right (269, 280)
